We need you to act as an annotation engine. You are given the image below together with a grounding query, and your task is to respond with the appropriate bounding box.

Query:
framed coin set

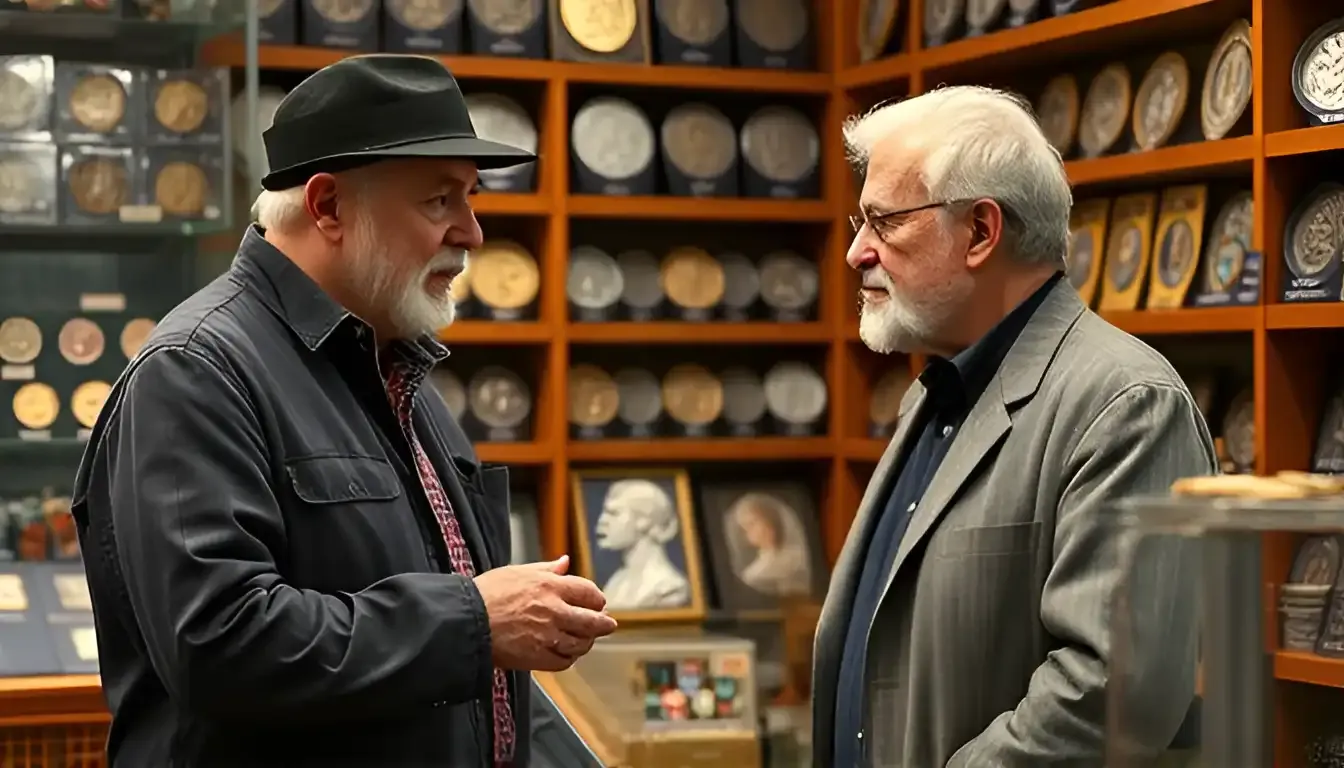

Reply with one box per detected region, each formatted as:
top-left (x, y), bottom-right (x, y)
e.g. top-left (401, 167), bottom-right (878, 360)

top-left (567, 357), bottom-right (827, 440)
top-left (428, 358), bottom-right (535, 442)
top-left (0, 55), bottom-right (228, 228)
top-left (569, 94), bottom-right (819, 199)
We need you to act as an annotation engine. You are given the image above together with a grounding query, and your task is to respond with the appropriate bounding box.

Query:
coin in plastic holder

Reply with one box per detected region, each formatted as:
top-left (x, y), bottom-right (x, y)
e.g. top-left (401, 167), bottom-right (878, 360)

top-left (154, 78), bottom-right (209, 136)
top-left (559, 0), bottom-right (639, 54)
top-left (571, 96), bottom-right (656, 194)
top-left (660, 102), bottom-right (737, 196)
top-left (431, 368), bottom-right (467, 421)
top-left (763, 361), bottom-right (826, 435)
top-left (569, 364), bottom-right (619, 439)
top-left (62, 66), bottom-right (131, 139)
top-left (0, 55), bottom-right (53, 139)
top-left (387, 0), bottom-right (461, 31)
top-left (614, 249), bottom-right (663, 320)
top-left (758, 250), bottom-right (818, 321)
top-left (717, 252), bottom-right (760, 321)
top-left (567, 245), bottom-right (624, 321)
top-left (615, 367), bottom-right (662, 437)
top-left (469, 240), bottom-right (540, 320)
top-left (467, 366), bottom-right (531, 440)
top-left (466, 93), bottom-right (537, 192)
top-left (0, 144), bottom-right (57, 226)
top-left (740, 105), bottom-right (819, 197)
top-left (658, 0), bottom-right (730, 49)
top-left (735, 0), bottom-right (808, 65)
top-left (312, 0), bottom-right (376, 23)
top-left (720, 366), bottom-right (766, 436)
top-left (154, 158), bottom-right (212, 219)
top-left (64, 148), bottom-right (130, 221)
top-left (661, 246), bottom-right (725, 321)
top-left (661, 363), bottom-right (723, 436)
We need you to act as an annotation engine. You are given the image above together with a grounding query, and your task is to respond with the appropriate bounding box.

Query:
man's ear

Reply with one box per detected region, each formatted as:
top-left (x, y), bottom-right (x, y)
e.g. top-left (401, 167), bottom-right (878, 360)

top-left (304, 174), bottom-right (342, 241)
top-left (965, 199), bottom-right (1004, 269)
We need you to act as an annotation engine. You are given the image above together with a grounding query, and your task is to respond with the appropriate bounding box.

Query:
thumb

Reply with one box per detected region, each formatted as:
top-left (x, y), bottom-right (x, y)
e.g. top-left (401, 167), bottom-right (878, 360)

top-left (527, 555), bottom-right (570, 574)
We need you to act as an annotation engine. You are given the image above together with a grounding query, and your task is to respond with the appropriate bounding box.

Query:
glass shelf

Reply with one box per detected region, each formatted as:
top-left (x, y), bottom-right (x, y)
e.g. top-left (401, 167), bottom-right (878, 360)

top-left (0, 9), bottom-right (243, 62)
top-left (1111, 494), bottom-right (1344, 534)
top-left (0, 220), bottom-right (234, 238)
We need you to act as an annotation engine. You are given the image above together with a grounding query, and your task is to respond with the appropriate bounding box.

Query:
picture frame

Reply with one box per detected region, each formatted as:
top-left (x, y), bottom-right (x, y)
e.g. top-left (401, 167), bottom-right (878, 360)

top-left (698, 482), bottom-right (826, 613)
top-left (571, 467), bottom-right (706, 623)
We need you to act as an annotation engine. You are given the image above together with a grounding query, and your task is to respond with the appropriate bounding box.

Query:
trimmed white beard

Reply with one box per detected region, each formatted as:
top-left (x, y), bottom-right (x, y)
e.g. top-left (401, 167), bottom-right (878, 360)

top-left (346, 209), bottom-right (465, 338)
top-left (858, 264), bottom-right (973, 355)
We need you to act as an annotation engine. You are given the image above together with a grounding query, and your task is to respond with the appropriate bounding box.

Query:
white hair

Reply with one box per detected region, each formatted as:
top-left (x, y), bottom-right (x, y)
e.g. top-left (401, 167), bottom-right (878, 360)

top-left (251, 186), bottom-right (307, 232)
top-left (843, 85), bottom-right (1073, 268)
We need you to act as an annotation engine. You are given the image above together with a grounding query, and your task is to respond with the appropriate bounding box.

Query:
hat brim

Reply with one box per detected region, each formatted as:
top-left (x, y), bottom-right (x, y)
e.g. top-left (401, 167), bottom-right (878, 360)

top-left (260, 136), bottom-right (536, 191)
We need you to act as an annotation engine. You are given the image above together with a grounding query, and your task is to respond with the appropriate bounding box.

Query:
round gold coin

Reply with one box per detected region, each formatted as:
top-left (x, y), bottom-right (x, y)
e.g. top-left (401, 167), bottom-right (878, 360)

top-left (119, 318), bottom-right (156, 359)
top-left (869, 366), bottom-right (912, 427)
top-left (69, 74), bottom-right (127, 134)
top-left (12, 382), bottom-right (59, 431)
top-left (155, 161), bottom-right (208, 216)
top-left (468, 240), bottom-right (540, 310)
top-left (58, 318), bottom-right (105, 365)
top-left (451, 258), bottom-right (473, 303)
top-left (312, 0), bottom-right (375, 21)
top-left (387, 0), bottom-right (457, 30)
top-left (0, 317), bottom-right (42, 365)
top-left (660, 247), bottom-right (725, 310)
top-left (569, 364), bottom-right (620, 427)
top-left (558, 0), bottom-right (638, 53)
top-left (661, 363), bottom-right (723, 426)
top-left (68, 157), bottom-right (128, 215)
top-left (70, 380), bottom-right (112, 429)
top-left (154, 80), bottom-right (209, 135)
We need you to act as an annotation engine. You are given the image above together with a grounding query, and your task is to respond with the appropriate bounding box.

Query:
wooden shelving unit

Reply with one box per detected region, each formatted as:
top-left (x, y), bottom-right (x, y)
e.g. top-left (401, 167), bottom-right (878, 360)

top-left (12, 0), bottom-right (1344, 763)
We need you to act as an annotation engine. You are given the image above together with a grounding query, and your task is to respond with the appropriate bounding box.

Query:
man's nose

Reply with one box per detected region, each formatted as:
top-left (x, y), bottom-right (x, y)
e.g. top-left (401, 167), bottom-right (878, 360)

top-left (846, 233), bottom-right (879, 271)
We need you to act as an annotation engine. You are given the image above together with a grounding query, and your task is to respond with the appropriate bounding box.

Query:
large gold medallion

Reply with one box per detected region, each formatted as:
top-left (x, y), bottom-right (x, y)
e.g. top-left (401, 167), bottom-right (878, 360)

top-left (69, 157), bottom-right (128, 215)
top-left (155, 161), bottom-right (208, 216)
top-left (70, 74), bottom-right (127, 134)
top-left (0, 317), bottom-right (41, 365)
top-left (154, 79), bottom-right (208, 135)
top-left (13, 382), bottom-right (59, 430)
top-left (559, 0), bottom-right (638, 53)
top-left (469, 240), bottom-right (540, 310)
top-left (71, 380), bottom-right (112, 428)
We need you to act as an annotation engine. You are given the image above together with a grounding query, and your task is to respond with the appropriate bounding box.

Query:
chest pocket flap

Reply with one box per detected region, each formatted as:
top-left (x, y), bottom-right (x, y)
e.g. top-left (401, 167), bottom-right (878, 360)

top-left (287, 456), bottom-right (403, 505)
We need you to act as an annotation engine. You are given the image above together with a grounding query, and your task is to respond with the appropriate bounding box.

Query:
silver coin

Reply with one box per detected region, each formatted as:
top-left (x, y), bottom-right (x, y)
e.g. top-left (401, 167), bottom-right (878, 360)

top-left (759, 250), bottom-right (817, 311)
top-left (0, 67), bottom-right (44, 132)
top-left (736, 0), bottom-right (807, 53)
top-left (1079, 64), bottom-right (1130, 157)
top-left (718, 252), bottom-right (760, 310)
top-left (614, 368), bottom-right (662, 425)
top-left (1203, 192), bottom-right (1252, 293)
top-left (311, 0), bottom-right (375, 22)
top-left (763, 362), bottom-right (826, 425)
top-left (1288, 187), bottom-right (1344, 280)
top-left (661, 102), bottom-right (736, 181)
top-left (924, 0), bottom-right (965, 41)
top-left (965, 0), bottom-right (1005, 31)
top-left (572, 96), bottom-right (656, 182)
top-left (1222, 389), bottom-right (1254, 470)
top-left (388, 0), bottom-right (462, 29)
top-left (1300, 29), bottom-right (1344, 112)
top-left (229, 86), bottom-right (286, 172)
top-left (658, 0), bottom-right (729, 46)
top-left (1203, 20), bottom-right (1252, 140)
top-left (467, 366), bottom-right (532, 430)
top-left (467, 93), bottom-right (538, 184)
top-left (1134, 53), bottom-right (1188, 151)
top-left (740, 105), bottom-right (818, 184)
top-left (0, 155), bottom-right (39, 214)
top-left (466, 0), bottom-right (542, 34)
top-left (567, 245), bottom-right (625, 310)
top-left (615, 249), bottom-right (663, 309)
top-left (431, 368), bottom-right (467, 420)
top-left (720, 366), bottom-right (767, 425)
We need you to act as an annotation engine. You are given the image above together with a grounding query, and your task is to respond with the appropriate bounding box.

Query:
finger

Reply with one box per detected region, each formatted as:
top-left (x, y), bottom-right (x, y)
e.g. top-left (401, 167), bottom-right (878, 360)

top-left (559, 634), bottom-right (595, 658)
top-left (524, 555), bottom-right (569, 574)
top-left (552, 574), bottom-right (607, 611)
top-left (555, 605), bottom-right (619, 638)
top-left (536, 647), bottom-right (577, 672)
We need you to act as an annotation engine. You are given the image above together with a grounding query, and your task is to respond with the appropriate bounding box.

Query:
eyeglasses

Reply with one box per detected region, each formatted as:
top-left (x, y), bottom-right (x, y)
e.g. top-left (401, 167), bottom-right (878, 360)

top-left (847, 198), bottom-right (977, 235)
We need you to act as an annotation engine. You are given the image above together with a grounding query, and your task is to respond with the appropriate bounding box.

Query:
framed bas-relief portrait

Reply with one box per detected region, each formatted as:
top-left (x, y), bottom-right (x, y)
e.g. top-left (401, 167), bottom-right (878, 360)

top-left (570, 467), bottom-right (707, 623)
top-left (698, 482), bottom-right (827, 613)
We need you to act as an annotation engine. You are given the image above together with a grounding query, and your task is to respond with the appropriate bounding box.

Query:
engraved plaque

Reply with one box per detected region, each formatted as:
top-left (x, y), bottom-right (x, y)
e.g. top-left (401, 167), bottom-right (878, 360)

top-left (431, 368), bottom-right (468, 420)
top-left (615, 367), bottom-right (662, 436)
top-left (718, 252), bottom-right (759, 321)
top-left (0, 317), bottom-right (41, 365)
top-left (758, 250), bottom-right (817, 320)
top-left (660, 102), bottom-right (736, 196)
top-left (70, 381), bottom-right (111, 429)
top-left (763, 361), bottom-right (826, 434)
top-left (570, 363), bottom-right (620, 434)
top-left (469, 240), bottom-right (540, 319)
top-left (466, 93), bottom-right (538, 191)
top-left (740, 105), bottom-right (819, 197)
top-left (568, 245), bottom-right (624, 320)
top-left (1132, 52), bottom-right (1189, 152)
top-left (661, 246), bottom-right (725, 320)
top-left (1201, 192), bottom-right (1252, 295)
top-left (858, 0), bottom-right (898, 63)
top-left (1078, 63), bottom-right (1131, 158)
top-left (571, 96), bottom-right (656, 193)
top-left (720, 366), bottom-right (766, 435)
top-left (559, 0), bottom-right (639, 53)
top-left (662, 363), bottom-right (723, 435)
top-left (1202, 19), bottom-right (1252, 140)
top-left (58, 318), bottom-right (104, 365)
top-left (1222, 388), bottom-right (1254, 472)
top-left (467, 366), bottom-right (531, 438)
top-left (1293, 19), bottom-right (1344, 126)
top-left (1036, 74), bottom-right (1079, 156)
top-left (616, 249), bottom-right (663, 318)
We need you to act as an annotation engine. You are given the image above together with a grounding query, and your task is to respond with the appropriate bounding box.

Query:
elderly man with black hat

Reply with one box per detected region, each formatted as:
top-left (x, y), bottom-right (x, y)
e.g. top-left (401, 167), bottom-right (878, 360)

top-left (70, 55), bottom-right (617, 767)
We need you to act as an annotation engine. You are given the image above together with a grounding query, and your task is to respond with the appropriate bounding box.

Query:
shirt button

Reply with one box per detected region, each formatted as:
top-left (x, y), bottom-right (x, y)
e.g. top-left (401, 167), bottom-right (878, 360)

top-left (906, 502), bottom-right (916, 513)
top-left (942, 425), bottom-right (954, 437)
top-left (858, 731), bottom-right (864, 740)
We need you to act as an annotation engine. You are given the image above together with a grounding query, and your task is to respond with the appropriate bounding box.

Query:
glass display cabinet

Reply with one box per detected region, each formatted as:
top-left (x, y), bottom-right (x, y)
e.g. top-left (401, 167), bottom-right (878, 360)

top-left (0, 2), bottom-right (258, 760)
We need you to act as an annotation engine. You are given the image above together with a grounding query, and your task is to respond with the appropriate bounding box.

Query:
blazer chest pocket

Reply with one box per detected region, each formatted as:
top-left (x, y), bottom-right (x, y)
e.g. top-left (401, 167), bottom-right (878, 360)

top-left (286, 455), bottom-right (403, 506)
top-left (937, 521), bottom-right (1041, 557)
top-left (476, 464), bottom-right (512, 567)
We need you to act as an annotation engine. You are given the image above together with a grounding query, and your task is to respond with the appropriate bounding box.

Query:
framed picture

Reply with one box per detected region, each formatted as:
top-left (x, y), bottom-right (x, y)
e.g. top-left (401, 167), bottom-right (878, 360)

top-left (699, 482), bottom-right (826, 613)
top-left (571, 467), bottom-right (707, 623)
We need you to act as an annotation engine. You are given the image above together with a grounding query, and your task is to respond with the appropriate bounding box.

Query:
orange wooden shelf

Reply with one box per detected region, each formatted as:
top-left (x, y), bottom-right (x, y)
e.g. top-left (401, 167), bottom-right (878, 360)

top-left (1100, 306), bottom-right (1261, 335)
top-left (566, 195), bottom-right (832, 222)
top-left (567, 322), bottom-right (832, 344)
top-left (475, 442), bottom-right (552, 465)
top-left (1275, 651), bottom-right (1344, 689)
top-left (472, 193), bottom-right (552, 216)
top-left (201, 39), bottom-right (829, 93)
top-left (1266, 124), bottom-right (1344, 157)
top-left (567, 437), bottom-right (833, 462)
top-left (1065, 137), bottom-right (1255, 187)
top-left (843, 438), bottom-right (887, 462)
top-left (0, 676), bottom-right (105, 723)
top-left (437, 322), bottom-right (551, 344)
top-left (839, 0), bottom-right (1231, 87)
top-left (1266, 303), bottom-right (1344, 330)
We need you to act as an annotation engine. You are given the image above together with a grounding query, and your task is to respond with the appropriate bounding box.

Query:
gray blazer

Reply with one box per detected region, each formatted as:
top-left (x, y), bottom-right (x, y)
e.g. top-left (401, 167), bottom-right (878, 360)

top-left (812, 281), bottom-right (1217, 767)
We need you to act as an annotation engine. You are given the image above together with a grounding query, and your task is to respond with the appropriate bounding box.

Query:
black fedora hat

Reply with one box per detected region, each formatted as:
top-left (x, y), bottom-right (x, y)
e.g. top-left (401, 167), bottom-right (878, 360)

top-left (260, 54), bottom-right (535, 191)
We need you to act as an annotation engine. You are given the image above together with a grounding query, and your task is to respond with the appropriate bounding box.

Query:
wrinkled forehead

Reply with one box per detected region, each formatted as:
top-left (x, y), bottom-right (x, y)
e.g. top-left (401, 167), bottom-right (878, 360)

top-left (858, 136), bottom-right (930, 212)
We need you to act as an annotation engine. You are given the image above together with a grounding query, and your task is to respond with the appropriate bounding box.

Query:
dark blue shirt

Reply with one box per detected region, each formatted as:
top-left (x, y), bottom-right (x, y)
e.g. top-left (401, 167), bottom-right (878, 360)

top-left (832, 273), bottom-right (1064, 766)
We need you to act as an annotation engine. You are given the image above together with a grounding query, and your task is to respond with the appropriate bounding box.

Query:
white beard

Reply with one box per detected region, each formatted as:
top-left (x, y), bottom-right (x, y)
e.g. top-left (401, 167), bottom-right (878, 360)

top-left (858, 264), bottom-right (973, 355)
top-left (347, 211), bottom-right (464, 338)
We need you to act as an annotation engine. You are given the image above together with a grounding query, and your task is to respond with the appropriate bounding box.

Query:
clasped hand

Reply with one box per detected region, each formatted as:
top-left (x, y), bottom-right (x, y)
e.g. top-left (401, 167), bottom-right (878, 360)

top-left (474, 555), bottom-right (618, 671)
